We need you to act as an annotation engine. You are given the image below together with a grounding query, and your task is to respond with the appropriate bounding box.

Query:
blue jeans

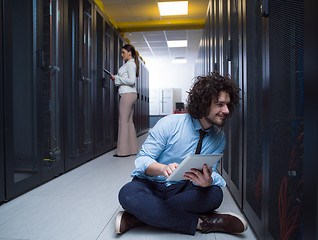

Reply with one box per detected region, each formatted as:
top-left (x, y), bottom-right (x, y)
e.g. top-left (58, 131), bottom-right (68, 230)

top-left (118, 177), bottom-right (223, 235)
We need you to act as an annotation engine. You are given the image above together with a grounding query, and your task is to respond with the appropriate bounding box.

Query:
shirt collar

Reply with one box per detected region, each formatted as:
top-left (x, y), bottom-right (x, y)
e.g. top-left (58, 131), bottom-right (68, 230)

top-left (192, 117), bottom-right (214, 134)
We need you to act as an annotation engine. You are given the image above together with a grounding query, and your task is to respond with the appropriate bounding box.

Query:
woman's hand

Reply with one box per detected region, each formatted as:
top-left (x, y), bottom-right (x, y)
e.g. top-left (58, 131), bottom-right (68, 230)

top-left (110, 74), bottom-right (116, 82)
top-left (184, 164), bottom-right (213, 187)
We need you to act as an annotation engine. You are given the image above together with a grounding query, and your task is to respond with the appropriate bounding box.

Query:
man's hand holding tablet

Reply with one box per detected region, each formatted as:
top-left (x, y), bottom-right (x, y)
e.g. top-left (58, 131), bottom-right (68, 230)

top-left (165, 154), bottom-right (223, 182)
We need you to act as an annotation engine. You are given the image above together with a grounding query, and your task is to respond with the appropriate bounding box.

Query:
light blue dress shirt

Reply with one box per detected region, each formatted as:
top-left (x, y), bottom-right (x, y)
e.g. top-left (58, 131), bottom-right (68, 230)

top-left (131, 113), bottom-right (226, 187)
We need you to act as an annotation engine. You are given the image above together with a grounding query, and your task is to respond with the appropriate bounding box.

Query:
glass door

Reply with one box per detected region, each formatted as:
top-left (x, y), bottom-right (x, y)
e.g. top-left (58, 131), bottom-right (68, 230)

top-left (94, 11), bottom-right (112, 156)
top-left (64, 0), bottom-right (94, 170)
top-left (40, 0), bottom-right (64, 181)
top-left (81, 0), bottom-right (93, 154)
top-left (3, 0), bottom-right (41, 199)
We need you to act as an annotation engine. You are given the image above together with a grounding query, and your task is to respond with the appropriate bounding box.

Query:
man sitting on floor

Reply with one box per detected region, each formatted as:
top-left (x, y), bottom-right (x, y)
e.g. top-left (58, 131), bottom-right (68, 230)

top-left (115, 72), bottom-right (248, 235)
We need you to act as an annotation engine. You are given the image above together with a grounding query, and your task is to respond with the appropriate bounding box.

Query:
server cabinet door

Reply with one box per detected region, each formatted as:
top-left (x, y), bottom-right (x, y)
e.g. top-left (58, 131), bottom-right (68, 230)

top-left (110, 34), bottom-right (120, 147)
top-left (103, 22), bottom-right (112, 147)
top-left (64, 0), bottom-right (94, 171)
top-left (266, 0), bottom-right (304, 238)
top-left (108, 28), bottom-right (116, 147)
top-left (134, 62), bottom-right (141, 134)
top-left (242, 0), bottom-right (265, 237)
top-left (3, 0), bottom-right (41, 199)
top-left (94, 10), bottom-right (112, 156)
top-left (40, 0), bottom-right (64, 181)
top-left (212, 0), bottom-right (220, 72)
top-left (81, 0), bottom-right (94, 154)
top-left (221, 0), bottom-right (243, 206)
top-left (0, 0), bottom-right (5, 203)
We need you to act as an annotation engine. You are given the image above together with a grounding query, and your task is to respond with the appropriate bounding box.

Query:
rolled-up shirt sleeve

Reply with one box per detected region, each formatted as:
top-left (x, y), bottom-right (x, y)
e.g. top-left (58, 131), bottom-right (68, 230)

top-left (133, 117), bottom-right (170, 175)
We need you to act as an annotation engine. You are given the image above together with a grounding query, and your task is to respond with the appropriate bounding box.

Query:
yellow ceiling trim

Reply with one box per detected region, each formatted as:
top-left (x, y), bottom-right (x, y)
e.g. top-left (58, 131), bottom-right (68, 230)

top-left (93, 0), bottom-right (118, 28)
top-left (117, 19), bottom-right (205, 32)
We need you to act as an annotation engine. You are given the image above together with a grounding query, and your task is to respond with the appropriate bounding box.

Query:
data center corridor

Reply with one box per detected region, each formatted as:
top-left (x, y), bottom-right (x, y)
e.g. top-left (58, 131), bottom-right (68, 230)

top-left (0, 133), bottom-right (257, 240)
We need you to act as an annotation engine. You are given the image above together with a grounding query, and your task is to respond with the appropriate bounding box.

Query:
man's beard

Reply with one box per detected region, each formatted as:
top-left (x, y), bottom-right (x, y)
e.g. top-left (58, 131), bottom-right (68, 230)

top-left (204, 115), bottom-right (226, 127)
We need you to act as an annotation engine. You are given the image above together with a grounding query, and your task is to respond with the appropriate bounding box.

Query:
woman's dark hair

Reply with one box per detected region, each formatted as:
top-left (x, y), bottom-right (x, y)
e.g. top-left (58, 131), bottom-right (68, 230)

top-left (186, 72), bottom-right (241, 119)
top-left (122, 44), bottom-right (139, 77)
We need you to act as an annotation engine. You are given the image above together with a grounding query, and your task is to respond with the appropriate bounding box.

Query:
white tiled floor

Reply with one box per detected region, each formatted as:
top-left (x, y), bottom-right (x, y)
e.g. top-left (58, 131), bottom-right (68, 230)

top-left (0, 133), bottom-right (258, 240)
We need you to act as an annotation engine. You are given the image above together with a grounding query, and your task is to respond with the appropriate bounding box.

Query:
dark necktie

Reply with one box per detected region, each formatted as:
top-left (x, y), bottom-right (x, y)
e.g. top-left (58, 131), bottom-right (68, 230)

top-left (195, 129), bottom-right (206, 154)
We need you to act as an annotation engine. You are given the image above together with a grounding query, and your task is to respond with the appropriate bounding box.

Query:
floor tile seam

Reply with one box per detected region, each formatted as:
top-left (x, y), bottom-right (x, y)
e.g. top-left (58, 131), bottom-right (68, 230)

top-left (0, 238), bottom-right (30, 240)
top-left (96, 205), bottom-right (121, 240)
top-left (18, 193), bottom-right (119, 204)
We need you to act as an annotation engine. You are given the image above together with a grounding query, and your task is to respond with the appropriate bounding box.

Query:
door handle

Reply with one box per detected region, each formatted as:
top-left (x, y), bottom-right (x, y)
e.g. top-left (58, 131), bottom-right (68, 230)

top-left (49, 65), bottom-right (60, 72)
top-left (261, 0), bottom-right (269, 17)
top-left (81, 76), bottom-right (91, 82)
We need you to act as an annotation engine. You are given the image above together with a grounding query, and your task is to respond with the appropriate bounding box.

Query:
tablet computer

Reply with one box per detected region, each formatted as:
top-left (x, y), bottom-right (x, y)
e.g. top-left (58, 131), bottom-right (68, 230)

top-left (103, 69), bottom-right (113, 75)
top-left (166, 154), bottom-right (223, 181)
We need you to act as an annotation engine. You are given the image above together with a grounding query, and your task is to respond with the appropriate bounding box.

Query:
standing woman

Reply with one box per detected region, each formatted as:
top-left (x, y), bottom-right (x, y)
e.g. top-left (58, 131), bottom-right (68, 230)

top-left (110, 44), bottom-right (139, 157)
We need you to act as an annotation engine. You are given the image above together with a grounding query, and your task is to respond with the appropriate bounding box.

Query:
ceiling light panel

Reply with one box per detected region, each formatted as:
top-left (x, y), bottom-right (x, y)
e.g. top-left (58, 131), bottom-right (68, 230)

top-left (158, 1), bottom-right (188, 16)
top-left (167, 40), bottom-right (188, 48)
top-left (172, 58), bottom-right (187, 64)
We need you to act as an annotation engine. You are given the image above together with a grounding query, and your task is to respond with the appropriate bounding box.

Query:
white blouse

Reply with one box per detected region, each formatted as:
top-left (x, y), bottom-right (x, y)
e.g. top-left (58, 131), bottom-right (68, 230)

top-left (114, 59), bottom-right (137, 95)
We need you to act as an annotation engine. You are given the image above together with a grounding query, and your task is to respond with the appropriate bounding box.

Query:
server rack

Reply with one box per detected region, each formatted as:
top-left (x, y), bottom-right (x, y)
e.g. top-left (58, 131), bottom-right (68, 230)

top-left (266, 1), bottom-right (304, 238)
top-left (1, 0), bottom-right (149, 203)
top-left (141, 63), bottom-right (150, 134)
top-left (242, 0), bottom-right (266, 236)
top-left (304, 1), bottom-right (318, 239)
top-left (135, 61), bottom-right (142, 134)
top-left (103, 20), bottom-right (112, 146)
top-left (93, 8), bottom-right (112, 157)
top-left (0, 0), bottom-right (5, 203)
top-left (64, 0), bottom-right (95, 171)
top-left (112, 35), bottom-right (122, 147)
top-left (197, 0), bottom-right (304, 239)
top-left (108, 26), bottom-right (116, 149)
top-left (3, 0), bottom-right (42, 199)
top-left (214, 0), bottom-right (244, 207)
top-left (39, 0), bottom-right (65, 182)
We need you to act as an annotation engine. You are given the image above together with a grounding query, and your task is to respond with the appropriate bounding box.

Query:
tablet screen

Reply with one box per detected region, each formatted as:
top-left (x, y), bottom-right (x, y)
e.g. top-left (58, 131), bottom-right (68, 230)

top-left (103, 69), bottom-right (113, 75)
top-left (166, 154), bottom-right (223, 181)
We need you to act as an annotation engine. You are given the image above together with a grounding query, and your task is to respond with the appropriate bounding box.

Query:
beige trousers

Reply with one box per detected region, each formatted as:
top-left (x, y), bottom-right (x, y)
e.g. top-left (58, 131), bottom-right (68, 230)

top-left (116, 92), bottom-right (138, 156)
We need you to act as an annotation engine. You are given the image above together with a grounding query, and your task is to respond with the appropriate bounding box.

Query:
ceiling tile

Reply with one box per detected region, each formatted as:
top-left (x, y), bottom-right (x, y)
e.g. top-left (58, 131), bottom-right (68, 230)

top-left (169, 47), bottom-right (187, 57)
top-left (101, 0), bottom-right (207, 65)
top-left (165, 30), bottom-right (187, 41)
top-left (148, 42), bottom-right (167, 48)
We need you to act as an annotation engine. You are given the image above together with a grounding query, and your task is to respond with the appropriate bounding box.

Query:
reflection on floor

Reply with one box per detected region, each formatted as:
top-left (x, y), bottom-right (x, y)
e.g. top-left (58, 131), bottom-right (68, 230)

top-left (0, 133), bottom-right (257, 240)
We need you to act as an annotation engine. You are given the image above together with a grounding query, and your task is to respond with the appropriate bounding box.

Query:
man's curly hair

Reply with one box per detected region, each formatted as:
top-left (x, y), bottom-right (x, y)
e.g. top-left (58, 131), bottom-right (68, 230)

top-left (186, 72), bottom-right (241, 119)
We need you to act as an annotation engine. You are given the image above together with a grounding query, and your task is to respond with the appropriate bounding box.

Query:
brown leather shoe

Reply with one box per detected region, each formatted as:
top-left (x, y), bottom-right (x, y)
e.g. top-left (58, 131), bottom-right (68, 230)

top-left (199, 211), bottom-right (248, 234)
top-left (115, 211), bottom-right (144, 234)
